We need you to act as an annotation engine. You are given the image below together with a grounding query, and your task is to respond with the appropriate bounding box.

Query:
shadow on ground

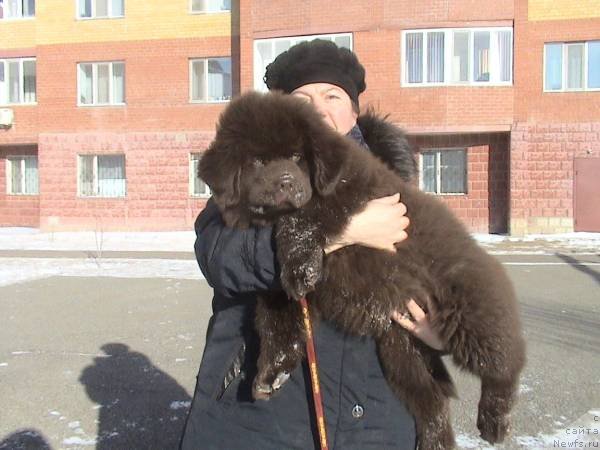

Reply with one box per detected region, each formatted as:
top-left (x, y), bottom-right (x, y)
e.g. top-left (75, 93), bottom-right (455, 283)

top-left (79, 343), bottom-right (191, 449)
top-left (0, 429), bottom-right (52, 450)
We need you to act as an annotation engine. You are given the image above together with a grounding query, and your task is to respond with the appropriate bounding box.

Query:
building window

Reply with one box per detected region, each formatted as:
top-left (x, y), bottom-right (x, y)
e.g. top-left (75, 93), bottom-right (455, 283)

top-left (190, 0), bottom-right (230, 13)
top-left (78, 62), bottom-right (125, 106)
top-left (420, 149), bottom-right (467, 195)
top-left (544, 40), bottom-right (600, 91)
top-left (190, 58), bottom-right (232, 102)
top-left (0, 58), bottom-right (36, 105)
top-left (6, 156), bottom-right (38, 195)
top-left (77, 0), bottom-right (124, 19)
top-left (190, 153), bottom-right (211, 197)
top-left (0, 0), bottom-right (35, 19)
top-left (254, 33), bottom-right (353, 91)
top-left (78, 154), bottom-right (126, 197)
top-left (402, 28), bottom-right (513, 86)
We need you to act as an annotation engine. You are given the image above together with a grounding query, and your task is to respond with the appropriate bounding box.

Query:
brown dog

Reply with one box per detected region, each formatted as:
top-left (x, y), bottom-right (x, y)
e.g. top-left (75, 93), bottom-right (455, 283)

top-left (199, 91), bottom-right (526, 450)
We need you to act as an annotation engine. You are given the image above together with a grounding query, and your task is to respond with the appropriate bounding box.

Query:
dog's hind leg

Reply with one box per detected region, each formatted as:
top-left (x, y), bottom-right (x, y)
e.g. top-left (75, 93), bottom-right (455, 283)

top-left (377, 326), bottom-right (455, 450)
top-left (253, 292), bottom-right (306, 400)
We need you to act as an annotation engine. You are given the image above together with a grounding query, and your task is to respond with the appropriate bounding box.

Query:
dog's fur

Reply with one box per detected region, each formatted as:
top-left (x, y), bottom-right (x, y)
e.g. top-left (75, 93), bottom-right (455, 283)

top-left (199, 92), bottom-right (526, 450)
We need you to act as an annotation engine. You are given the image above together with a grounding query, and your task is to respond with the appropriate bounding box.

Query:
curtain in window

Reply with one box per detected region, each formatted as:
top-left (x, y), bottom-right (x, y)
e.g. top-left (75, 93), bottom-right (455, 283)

top-left (8, 61), bottom-right (20, 103)
top-left (427, 32), bottom-right (444, 83)
top-left (588, 41), bottom-right (600, 89)
top-left (440, 151), bottom-right (466, 194)
top-left (474, 31), bottom-right (490, 82)
top-left (421, 153), bottom-right (437, 193)
top-left (10, 158), bottom-right (23, 194)
top-left (98, 155), bottom-right (125, 197)
top-left (79, 156), bottom-right (95, 196)
top-left (406, 33), bottom-right (423, 83)
top-left (112, 62), bottom-right (125, 103)
top-left (334, 35), bottom-right (351, 50)
top-left (111, 0), bottom-right (123, 16)
top-left (567, 44), bottom-right (584, 89)
top-left (79, 0), bottom-right (92, 17)
top-left (7, 0), bottom-right (19, 17)
top-left (96, 0), bottom-right (108, 17)
top-left (545, 43), bottom-right (563, 90)
top-left (452, 31), bottom-right (469, 83)
top-left (79, 64), bottom-right (93, 104)
top-left (208, 58), bottom-right (231, 101)
top-left (23, 59), bottom-right (35, 103)
top-left (97, 64), bottom-right (110, 103)
top-left (24, 157), bottom-right (38, 194)
top-left (192, 61), bottom-right (205, 101)
top-left (498, 31), bottom-right (512, 82)
top-left (0, 63), bottom-right (5, 104)
top-left (24, 0), bottom-right (35, 16)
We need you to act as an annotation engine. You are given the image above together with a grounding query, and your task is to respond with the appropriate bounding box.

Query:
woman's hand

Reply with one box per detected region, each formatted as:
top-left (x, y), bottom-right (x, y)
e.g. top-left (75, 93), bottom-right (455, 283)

top-left (325, 193), bottom-right (409, 254)
top-left (391, 299), bottom-right (446, 351)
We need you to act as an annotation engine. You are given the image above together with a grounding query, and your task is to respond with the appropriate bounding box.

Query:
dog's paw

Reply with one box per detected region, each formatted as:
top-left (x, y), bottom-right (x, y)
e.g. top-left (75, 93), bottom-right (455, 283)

top-left (280, 252), bottom-right (322, 300)
top-left (477, 406), bottom-right (510, 443)
top-left (252, 371), bottom-right (290, 401)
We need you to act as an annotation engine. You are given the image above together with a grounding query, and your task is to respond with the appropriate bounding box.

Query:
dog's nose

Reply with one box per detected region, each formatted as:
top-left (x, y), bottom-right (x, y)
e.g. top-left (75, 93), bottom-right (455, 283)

top-left (279, 173), bottom-right (294, 190)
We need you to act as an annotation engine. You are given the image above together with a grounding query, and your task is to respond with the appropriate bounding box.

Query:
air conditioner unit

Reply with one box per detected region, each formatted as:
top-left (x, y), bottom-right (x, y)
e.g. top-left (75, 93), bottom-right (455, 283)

top-left (0, 109), bottom-right (14, 128)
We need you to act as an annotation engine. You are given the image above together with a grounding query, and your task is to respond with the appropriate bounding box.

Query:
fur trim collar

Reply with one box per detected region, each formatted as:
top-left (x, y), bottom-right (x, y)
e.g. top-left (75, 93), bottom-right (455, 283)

top-left (357, 112), bottom-right (417, 182)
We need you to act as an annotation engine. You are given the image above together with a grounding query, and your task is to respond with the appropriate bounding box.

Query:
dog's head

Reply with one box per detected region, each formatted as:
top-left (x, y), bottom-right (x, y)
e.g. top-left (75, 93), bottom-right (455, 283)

top-left (199, 92), bottom-right (349, 228)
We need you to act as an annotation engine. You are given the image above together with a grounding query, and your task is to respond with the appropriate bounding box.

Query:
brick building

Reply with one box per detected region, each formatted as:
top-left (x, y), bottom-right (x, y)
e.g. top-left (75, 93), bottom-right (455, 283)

top-left (1, 0), bottom-right (599, 234)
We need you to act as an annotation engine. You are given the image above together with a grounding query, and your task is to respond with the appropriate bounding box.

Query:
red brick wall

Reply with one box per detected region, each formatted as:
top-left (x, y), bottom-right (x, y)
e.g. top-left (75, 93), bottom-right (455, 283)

top-left (242, 0), bottom-right (515, 133)
top-left (410, 133), bottom-right (510, 233)
top-left (35, 38), bottom-right (231, 134)
top-left (514, 2), bottom-right (600, 124)
top-left (37, 132), bottom-right (213, 231)
top-left (510, 122), bottom-right (600, 234)
top-left (0, 145), bottom-right (40, 227)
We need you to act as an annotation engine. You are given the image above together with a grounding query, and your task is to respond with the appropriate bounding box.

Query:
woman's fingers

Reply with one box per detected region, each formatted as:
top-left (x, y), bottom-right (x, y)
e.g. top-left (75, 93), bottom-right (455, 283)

top-left (406, 299), bottom-right (426, 321)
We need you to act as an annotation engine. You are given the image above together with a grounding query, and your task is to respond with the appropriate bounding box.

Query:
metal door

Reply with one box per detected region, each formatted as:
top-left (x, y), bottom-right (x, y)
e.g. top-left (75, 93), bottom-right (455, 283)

top-left (574, 158), bottom-right (600, 232)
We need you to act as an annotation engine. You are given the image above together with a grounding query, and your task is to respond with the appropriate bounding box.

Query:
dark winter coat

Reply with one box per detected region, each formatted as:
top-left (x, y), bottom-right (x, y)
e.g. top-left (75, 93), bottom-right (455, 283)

top-left (179, 114), bottom-right (418, 450)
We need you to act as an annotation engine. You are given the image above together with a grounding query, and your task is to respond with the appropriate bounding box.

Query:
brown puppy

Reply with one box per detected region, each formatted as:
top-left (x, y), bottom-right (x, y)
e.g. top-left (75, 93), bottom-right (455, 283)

top-left (199, 91), bottom-right (526, 450)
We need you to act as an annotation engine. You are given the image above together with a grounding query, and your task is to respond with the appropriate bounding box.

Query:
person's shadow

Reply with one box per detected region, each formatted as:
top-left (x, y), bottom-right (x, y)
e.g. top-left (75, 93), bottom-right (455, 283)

top-left (79, 343), bottom-right (191, 449)
top-left (0, 429), bottom-right (52, 449)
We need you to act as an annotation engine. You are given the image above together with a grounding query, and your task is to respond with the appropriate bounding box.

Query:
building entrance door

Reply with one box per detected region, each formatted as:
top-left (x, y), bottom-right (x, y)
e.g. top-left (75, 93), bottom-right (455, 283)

top-left (574, 158), bottom-right (600, 232)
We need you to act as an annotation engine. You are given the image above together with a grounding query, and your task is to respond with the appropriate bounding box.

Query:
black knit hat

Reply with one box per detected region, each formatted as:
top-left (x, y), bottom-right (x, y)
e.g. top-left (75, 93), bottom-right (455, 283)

top-left (263, 39), bottom-right (366, 105)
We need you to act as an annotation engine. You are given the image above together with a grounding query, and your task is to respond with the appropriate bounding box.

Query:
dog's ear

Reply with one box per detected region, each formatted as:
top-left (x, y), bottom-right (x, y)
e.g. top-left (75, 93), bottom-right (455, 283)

top-left (308, 131), bottom-right (349, 196)
top-left (198, 141), bottom-right (242, 208)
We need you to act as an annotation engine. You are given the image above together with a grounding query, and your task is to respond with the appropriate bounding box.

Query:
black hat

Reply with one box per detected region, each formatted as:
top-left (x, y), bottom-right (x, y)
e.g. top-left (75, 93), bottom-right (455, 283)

top-left (263, 39), bottom-right (366, 105)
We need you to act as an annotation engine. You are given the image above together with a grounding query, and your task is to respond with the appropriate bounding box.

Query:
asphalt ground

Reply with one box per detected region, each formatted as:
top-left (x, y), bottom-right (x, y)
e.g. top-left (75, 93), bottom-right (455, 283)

top-left (0, 250), bottom-right (599, 449)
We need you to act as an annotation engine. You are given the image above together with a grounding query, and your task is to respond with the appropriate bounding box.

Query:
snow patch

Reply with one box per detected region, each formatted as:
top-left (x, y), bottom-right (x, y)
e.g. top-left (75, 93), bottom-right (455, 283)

top-left (63, 436), bottom-right (96, 446)
top-left (170, 401), bottom-right (191, 410)
top-left (0, 257), bottom-right (203, 287)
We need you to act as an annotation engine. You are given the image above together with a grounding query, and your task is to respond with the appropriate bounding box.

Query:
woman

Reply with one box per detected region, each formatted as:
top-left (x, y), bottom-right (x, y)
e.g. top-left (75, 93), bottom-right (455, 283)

top-left (180, 39), bottom-right (444, 450)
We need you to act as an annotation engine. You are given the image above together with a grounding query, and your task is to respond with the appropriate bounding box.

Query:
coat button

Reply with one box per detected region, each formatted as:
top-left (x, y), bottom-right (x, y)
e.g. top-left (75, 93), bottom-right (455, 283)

top-left (351, 404), bottom-right (364, 419)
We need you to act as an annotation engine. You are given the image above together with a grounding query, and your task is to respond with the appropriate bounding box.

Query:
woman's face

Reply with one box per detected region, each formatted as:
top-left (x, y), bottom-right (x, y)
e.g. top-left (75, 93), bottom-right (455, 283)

top-left (291, 83), bottom-right (358, 135)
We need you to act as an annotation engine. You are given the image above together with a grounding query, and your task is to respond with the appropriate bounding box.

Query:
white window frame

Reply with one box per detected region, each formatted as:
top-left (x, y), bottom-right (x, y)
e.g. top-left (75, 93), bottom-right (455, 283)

top-left (189, 0), bottom-right (230, 14)
top-left (189, 57), bottom-right (232, 103)
top-left (543, 40), bottom-right (600, 92)
top-left (76, 0), bottom-right (124, 20)
top-left (189, 153), bottom-right (211, 198)
top-left (6, 155), bottom-right (38, 195)
top-left (253, 33), bottom-right (353, 91)
top-left (401, 27), bottom-right (513, 87)
top-left (0, 0), bottom-right (35, 20)
top-left (77, 61), bottom-right (125, 106)
top-left (77, 154), bottom-right (127, 198)
top-left (419, 148), bottom-right (468, 195)
top-left (0, 57), bottom-right (37, 105)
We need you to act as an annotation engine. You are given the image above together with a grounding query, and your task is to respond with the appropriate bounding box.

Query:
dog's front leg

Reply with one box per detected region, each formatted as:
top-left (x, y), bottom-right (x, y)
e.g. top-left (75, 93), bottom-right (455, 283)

top-left (275, 211), bottom-right (328, 301)
top-left (253, 292), bottom-right (306, 400)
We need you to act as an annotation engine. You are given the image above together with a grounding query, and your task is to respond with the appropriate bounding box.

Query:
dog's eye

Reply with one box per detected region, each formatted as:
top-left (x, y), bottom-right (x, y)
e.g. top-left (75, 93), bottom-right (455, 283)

top-left (292, 153), bottom-right (302, 162)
